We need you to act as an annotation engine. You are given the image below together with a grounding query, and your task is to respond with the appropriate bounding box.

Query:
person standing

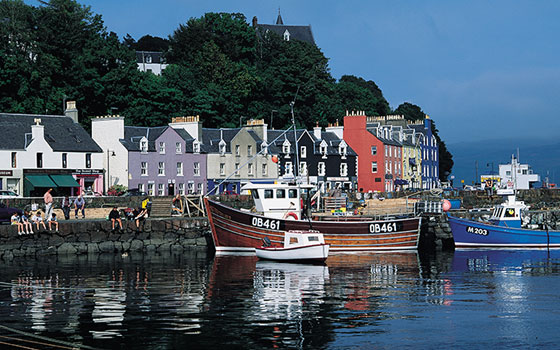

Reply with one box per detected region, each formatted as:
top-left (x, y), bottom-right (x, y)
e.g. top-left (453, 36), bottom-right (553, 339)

top-left (44, 188), bottom-right (54, 221)
top-left (61, 195), bottom-right (71, 220)
top-left (74, 195), bottom-right (86, 219)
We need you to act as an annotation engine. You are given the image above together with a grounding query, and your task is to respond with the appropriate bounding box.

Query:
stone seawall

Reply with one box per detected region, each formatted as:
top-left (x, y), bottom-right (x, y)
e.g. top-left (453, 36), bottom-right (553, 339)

top-left (419, 214), bottom-right (455, 251)
top-left (0, 217), bottom-right (210, 261)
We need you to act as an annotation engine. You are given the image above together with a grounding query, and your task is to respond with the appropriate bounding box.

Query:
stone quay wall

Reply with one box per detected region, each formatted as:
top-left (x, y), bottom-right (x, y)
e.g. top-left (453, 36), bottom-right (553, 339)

top-left (0, 217), bottom-right (210, 261)
top-left (418, 214), bottom-right (455, 251)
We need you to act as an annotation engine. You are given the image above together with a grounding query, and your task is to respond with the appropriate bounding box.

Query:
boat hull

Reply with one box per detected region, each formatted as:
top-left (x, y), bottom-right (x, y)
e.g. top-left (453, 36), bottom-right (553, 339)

top-left (255, 244), bottom-right (329, 263)
top-left (205, 198), bottom-right (421, 252)
top-left (448, 215), bottom-right (560, 248)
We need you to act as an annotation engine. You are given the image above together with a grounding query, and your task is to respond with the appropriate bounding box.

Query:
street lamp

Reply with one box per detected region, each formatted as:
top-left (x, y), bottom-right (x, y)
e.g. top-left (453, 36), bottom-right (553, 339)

top-left (106, 149), bottom-right (116, 194)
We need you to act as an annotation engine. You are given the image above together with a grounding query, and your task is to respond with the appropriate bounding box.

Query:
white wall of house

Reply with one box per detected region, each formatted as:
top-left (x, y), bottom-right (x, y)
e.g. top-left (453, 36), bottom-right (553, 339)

top-left (91, 116), bottom-right (129, 189)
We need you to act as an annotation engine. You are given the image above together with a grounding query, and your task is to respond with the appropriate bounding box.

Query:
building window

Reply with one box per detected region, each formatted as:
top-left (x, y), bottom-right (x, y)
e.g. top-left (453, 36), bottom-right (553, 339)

top-left (141, 162), bottom-right (148, 176)
top-left (235, 163), bottom-right (240, 177)
top-left (301, 146), bottom-right (307, 158)
top-left (177, 162), bottom-right (183, 176)
top-left (176, 142), bottom-right (182, 153)
top-left (158, 183), bottom-right (164, 196)
top-left (261, 142), bottom-right (268, 155)
top-left (85, 153), bottom-right (91, 168)
top-left (248, 163), bottom-right (254, 176)
top-left (220, 163), bottom-right (225, 176)
top-left (147, 183), bottom-right (154, 196)
top-left (188, 182), bottom-right (194, 194)
top-left (285, 162), bottom-right (293, 175)
top-left (234, 145), bottom-right (240, 156)
top-left (262, 163), bottom-right (267, 176)
top-left (340, 163), bottom-right (348, 177)
top-left (36, 153), bottom-right (43, 168)
top-left (197, 182), bottom-right (203, 194)
top-left (247, 145), bottom-right (252, 156)
top-left (219, 142), bottom-right (226, 155)
top-left (372, 161), bottom-right (378, 173)
top-left (385, 146), bottom-right (388, 157)
top-left (283, 141), bottom-right (290, 154)
top-left (158, 162), bottom-right (165, 176)
top-left (371, 146), bottom-right (377, 155)
top-left (11, 152), bottom-right (16, 168)
top-left (299, 162), bottom-right (307, 176)
top-left (194, 162), bottom-right (200, 176)
top-left (138, 184), bottom-right (145, 193)
top-left (320, 143), bottom-right (327, 155)
top-left (339, 144), bottom-right (347, 156)
top-left (178, 183), bottom-right (185, 195)
top-left (159, 142), bottom-right (165, 154)
top-left (318, 162), bottom-right (326, 176)
top-left (193, 142), bottom-right (200, 153)
top-left (62, 153), bottom-right (67, 168)
top-left (140, 140), bottom-right (148, 153)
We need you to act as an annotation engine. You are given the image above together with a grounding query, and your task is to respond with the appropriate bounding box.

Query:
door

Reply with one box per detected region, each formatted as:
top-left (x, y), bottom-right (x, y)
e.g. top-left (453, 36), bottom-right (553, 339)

top-left (168, 183), bottom-right (175, 196)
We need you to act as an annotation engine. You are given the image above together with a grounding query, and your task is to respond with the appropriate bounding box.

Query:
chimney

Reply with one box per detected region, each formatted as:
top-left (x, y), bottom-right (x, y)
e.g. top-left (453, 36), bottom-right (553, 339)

top-left (245, 119), bottom-right (268, 142)
top-left (169, 115), bottom-right (203, 141)
top-left (31, 118), bottom-right (45, 142)
top-left (65, 101), bottom-right (79, 123)
top-left (252, 16), bottom-right (258, 27)
top-left (313, 122), bottom-right (322, 139)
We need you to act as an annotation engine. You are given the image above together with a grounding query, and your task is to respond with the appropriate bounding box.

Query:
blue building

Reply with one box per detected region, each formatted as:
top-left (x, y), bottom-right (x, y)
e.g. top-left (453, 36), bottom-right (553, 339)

top-left (409, 117), bottom-right (439, 189)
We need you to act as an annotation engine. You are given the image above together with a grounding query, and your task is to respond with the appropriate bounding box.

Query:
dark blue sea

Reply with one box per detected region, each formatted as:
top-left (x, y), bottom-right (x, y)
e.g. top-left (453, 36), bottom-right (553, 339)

top-left (1, 248), bottom-right (560, 349)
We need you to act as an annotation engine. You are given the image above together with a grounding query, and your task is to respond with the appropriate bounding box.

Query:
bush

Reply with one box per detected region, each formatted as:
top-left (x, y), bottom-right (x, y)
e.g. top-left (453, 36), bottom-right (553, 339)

top-left (108, 185), bottom-right (127, 196)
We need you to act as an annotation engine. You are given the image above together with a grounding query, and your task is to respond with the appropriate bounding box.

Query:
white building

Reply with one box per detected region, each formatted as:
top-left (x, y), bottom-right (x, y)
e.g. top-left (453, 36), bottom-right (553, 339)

top-left (498, 155), bottom-right (540, 190)
top-left (136, 51), bottom-right (167, 75)
top-left (91, 116), bottom-right (129, 191)
top-left (0, 102), bottom-right (104, 196)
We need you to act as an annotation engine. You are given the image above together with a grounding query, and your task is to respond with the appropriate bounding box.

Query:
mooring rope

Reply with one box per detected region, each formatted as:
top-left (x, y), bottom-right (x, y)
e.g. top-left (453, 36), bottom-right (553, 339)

top-left (0, 324), bottom-right (102, 350)
top-left (0, 335), bottom-right (76, 350)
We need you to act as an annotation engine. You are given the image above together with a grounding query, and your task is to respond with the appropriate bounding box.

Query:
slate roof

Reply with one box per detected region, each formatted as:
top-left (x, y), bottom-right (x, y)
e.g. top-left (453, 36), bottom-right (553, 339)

top-left (136, 51), bottom-right (166, 64)
top-left (0, 113), bottom-right (102, 152)
top-left (120, 126), bottom-right (167, 151)
top-left (256, 24), bottom-right (316, 45)
top-left (266, 129), bottom-right (357, 157)
top-left (201, 128), bottom-right (241, 153)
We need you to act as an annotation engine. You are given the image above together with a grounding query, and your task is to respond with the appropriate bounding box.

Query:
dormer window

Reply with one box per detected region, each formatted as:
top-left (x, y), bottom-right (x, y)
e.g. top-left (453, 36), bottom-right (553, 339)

top-left (283, 29), bottom-right (290, 41)
top-left (219, 140), bottom-right (226, 155)
top-left (338, 142), bottom-right (347, 158)
top-left (146, 55), bottom-right (152, 64)
top-left (320, 141), bottom-right (327, 156)
top-left (261, 142), bottom-right (268, 155)
top-left (282, 140), bottom-right (291, 155)
top-left (193, 141), bottom-right (200, 153)
top-left (140, 139), bottom-right (148, 153)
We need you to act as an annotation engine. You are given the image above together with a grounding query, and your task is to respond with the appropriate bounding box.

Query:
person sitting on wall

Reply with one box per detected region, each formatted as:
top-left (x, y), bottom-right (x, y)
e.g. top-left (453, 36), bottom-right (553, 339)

top-left (172, 194), bottom-right (183, 216)
top-left (48, 213), bottom-right (59, 232)
top-left (21, 210), bottom-right (33, 234)
top-left (31, 210), bottom-right (47, 232)
top-left (109, 206), bottom-right (123, 231)
top-left (11, 212), bottom-right (24, 235)
top-left (134, 206), bottom-right (148, 230)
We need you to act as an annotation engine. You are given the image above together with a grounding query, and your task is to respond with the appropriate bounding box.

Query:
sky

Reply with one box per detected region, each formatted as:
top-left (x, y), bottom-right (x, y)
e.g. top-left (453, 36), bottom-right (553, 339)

top-left (50, 1), bottom-right (560, 146)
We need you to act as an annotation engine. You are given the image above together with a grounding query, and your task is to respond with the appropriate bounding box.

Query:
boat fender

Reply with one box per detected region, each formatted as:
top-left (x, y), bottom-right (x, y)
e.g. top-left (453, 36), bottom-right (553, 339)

top-left (284, 212), bottom-right (299, 220)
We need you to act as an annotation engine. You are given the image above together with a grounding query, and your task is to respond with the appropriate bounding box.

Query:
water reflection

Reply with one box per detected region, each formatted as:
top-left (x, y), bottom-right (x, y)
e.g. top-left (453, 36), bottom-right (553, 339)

top-left (1, 249), bottom-right (560, 348)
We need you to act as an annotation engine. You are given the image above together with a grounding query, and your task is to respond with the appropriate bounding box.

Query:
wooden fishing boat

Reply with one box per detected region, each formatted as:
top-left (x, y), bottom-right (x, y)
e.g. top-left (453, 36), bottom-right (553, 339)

top-left (255, 230), bottom-right (329, 263)
top-left (205, 182), bottom-right (422, 253)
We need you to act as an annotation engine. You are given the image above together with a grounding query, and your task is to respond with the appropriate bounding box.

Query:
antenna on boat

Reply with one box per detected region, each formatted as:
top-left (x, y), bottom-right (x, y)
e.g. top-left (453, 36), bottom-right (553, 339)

top-left (291, 85), bottom-right (301, 180)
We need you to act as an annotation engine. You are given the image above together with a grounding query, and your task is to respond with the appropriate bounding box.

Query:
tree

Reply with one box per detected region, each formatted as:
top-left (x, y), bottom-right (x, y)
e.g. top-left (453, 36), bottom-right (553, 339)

top-left (394, 102), bottom-right (425, 121)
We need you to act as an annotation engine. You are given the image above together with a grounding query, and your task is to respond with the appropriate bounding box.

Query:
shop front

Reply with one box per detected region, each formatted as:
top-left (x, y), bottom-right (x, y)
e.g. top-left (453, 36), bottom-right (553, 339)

top-left (0, 169), bottom-right (23, 196)
top-left (73, 169), bottom-right (104, 196)
top-left (23, 170), bottom-right (81, 197)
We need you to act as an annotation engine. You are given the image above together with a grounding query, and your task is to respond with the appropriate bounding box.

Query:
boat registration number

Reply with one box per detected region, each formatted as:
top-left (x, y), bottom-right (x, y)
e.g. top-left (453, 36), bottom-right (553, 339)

top-left (466, 226), bottom-right (488, 236)
top-left (252, 217), bottom-right (282, 230)
top-left (369, 222), bottom-right (402, 233)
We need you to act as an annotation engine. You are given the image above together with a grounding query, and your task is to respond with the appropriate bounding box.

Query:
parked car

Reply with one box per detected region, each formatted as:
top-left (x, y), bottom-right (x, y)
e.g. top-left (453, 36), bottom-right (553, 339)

top-left (121, 189), bottom-right (147, 197)
top-left (83, 190), bottom-right (103, 198)
top-left (0, 190), bottom-right (21, 199)
top-left (0, 206), bottom-right (23, 224)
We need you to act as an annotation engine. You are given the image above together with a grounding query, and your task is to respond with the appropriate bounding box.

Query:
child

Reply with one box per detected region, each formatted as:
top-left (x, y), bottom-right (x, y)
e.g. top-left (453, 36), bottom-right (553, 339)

top-left (21, 210), bottom-right (33, 234)
top-left (31, 210), bottom-right (47, 231)
top-left (48, 212), bottom-right (59, 232)
top-left (11, 212), bottom-right (24, 235)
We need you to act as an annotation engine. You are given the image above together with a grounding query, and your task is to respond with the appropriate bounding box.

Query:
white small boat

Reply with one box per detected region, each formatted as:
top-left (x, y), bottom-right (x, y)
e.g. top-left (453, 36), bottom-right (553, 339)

top-left (255, 230), bottom-right (330, 263)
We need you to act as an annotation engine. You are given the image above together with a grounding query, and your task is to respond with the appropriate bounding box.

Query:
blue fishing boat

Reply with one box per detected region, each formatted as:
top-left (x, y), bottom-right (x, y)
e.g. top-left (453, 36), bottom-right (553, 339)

top-left (448, 189), bottom-right (560, 248)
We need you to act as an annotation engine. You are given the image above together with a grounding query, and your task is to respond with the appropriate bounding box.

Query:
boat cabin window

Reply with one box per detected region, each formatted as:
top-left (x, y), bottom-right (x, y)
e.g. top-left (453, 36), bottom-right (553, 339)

top-left (276, 189), bottom-right (286, 198)
top-left (288, 189), bottom-right (298, 198)
top-left (308, 236), bottom-right (319, 241)
top-left (289, 237), bottom-right (299, 245)
top-left (264, 189), bottom-right (273, 199)
top-left (504, 208), bottom-right (516, 217)
top-left (252, 190), bottom-right (260, 199)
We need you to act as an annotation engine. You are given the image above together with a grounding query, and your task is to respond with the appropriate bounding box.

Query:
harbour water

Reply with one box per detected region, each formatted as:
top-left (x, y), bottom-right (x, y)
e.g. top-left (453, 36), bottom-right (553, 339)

top-left (1, 249), bottom-right (560, 349)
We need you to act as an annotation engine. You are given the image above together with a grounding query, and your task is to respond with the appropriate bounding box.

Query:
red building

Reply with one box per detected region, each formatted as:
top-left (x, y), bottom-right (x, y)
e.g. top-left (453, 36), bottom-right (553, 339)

top-left (343, 112), bottom-right (386, 192)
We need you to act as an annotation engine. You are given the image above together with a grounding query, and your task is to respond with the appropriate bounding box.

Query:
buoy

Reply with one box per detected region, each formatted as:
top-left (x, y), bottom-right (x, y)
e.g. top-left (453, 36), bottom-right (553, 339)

top-left (442, 199), bottom-right (451, 212)
top-left (271, 155), bottom-right (278, 163)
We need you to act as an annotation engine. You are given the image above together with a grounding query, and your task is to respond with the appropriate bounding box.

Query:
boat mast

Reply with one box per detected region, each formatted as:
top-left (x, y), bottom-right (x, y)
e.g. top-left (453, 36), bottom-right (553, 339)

top-left (290, 86), bottom-right (301, 182)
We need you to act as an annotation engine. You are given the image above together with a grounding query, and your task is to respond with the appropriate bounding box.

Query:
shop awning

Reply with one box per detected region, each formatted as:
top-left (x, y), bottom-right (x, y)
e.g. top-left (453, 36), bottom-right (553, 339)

top-left (24, 175), bottom-right (57, 188)
top-left (50, 174), bottom-right (79, 187)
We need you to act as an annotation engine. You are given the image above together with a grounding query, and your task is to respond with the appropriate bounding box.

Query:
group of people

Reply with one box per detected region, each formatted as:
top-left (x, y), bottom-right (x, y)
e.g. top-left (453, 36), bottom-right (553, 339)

top-left (11, 210), bottom-right (58, 235)
top-left (108, 197), bottom-right (151, 231)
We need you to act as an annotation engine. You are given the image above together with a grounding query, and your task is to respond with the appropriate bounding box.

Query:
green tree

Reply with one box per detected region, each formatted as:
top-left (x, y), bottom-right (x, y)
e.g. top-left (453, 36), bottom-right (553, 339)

top-left (394, 102), bottom-right (425, 121)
